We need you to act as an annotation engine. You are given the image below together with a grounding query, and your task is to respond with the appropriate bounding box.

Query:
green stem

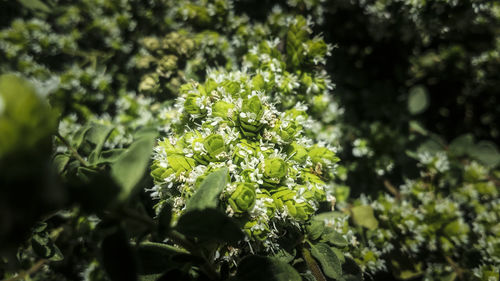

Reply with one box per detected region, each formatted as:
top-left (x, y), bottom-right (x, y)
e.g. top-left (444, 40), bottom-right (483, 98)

top-left (118, 208), bottom-right (220, 280)
top-left (55, 132), bottom-right (90, 167)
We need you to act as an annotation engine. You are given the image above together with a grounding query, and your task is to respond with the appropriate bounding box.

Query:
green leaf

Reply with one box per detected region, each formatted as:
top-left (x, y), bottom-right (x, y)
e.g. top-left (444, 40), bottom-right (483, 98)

top-left (176, 209), bottom-right (243, 243)
top-left (86, 123), bottom-right (114, 164)
top-left (312, 212), bottom-right (345, 222)
top-left (31, 232), bottom-right (64, 261)
top-left (136, 242), bottom-right (187, 275)
top-left (17, 0), bottom-right (50, 13)
top-left (71, 125), bottom-right (91, 149)
top-left (235, 255), bottom-right (302, 281)
top-left (101, 229), bottom-right (137, 281)
top-left (53, 154), bottom-right (70, 174)
top-left (321, 230), bottom-right (348, 248)
top-left (185, 167), bottom-right (228, 211)
top-left (310, 242), bottom-right (342, 280)
top-left (469, 141), bottom-right (500, 168)
top-left (273, 249), bottom-right (296, 264)
top-left (408, 85), bottom-right (429, 115)
top-left (98, 148), bottom-right (126, 164)
top-left (111, 132), bottom-right (157, 201)
top-left (330, 247), bottom-right (345, 263)
top-left (449, 134), bottom-right (474, 156)
top-left (351, 205), bottom-right (379, 230)
top-left (306, 220), bottom-right (325, 241)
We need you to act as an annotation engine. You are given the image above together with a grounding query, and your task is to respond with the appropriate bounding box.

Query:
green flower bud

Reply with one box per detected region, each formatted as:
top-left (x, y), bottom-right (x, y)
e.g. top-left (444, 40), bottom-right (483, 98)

top-left (287, 142), bottom-right (308, 163)
top-left (239, 95), bottom-right (265, 137)
top-left (156, 55), bottom-right (178, 77)
top-left (308, 145), bottom-right (339, 170)
top-left (233, 140), bottom-right (257, 164)
top-left (229, 183), bottom-right (257, 214)
top-left (184, 92), bottom-right (207, 116)
top-left (256, 189), bottom-right (276, 218)
top-left (203, 134), bottom-right (226, 161)
top-left (243, 220), bottom-right (269, 241)
top-left (212, 100), bottom-right (235, 119)
top-left (262, 158), bottom-right (287, 187)
top-left (142, 36), bottom-right (161, 51)
top-left (139, 74), bottom-right (159, 93)
top-left (273, 119), bottom-right (301, 143)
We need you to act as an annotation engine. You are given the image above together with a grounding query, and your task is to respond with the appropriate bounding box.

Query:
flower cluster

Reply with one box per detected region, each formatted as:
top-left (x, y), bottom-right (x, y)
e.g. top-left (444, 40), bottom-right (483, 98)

top-left (151, 71), bottom-right (339, 247)
top-left (150, 15), bottom-right (341, 250)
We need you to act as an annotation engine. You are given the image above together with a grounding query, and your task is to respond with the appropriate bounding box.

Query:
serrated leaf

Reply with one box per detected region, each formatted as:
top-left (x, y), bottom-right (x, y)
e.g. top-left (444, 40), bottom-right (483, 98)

top-left (176, 209), bottom-right (243, 243)
top-left (310, 243), bottom-right (342, 280)
top-left (111, 132), bottom-right (157, 201)
top-left (185, 168), bottom-right (228, 211)
top-left (351, 205), bottom-right (379, 230)
top-left (408, 85), bottom-right (429, 115)
top-left (235, 255), bottom-right (302, 281)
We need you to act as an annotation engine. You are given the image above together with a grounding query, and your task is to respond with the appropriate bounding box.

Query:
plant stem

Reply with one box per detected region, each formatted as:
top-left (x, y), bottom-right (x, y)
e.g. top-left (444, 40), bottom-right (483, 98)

top-left (55, 132), bottom-right (90, 167)
top-left (2, 259), bottom-right (47, 281)
top-left (118, 208), bottom-right (220, 280)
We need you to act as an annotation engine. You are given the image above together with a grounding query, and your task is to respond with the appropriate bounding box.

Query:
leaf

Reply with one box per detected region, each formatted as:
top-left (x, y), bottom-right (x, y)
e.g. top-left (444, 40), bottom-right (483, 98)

top-left (469, 141), bottom-right (500, 168)
top-left (273, 249), bottom-right (296, 264)
top-left (185, 167), bottom-right (228, 211)
top-left (321, 230), bottom-right (348, 248)
top-left (176, 209), bottom-right (243, 243)
top-left (86, 123), bottom-right (114, 164)
top-left (53, 154), bottom-right (70, 174)
top-left (312, 212), bottom-right (345, 222)
top-left (306, 220), bottom-right (325, 241)
top-left (235, 255), bottom-right (302, 281)
top-left (157, 204), bottom-right (172, 239)
top-left (391, 259), bottom-right (423, 280)
top-left (351, 205), bottom-right (379, 230)
top-left (449, 134), bottom-right (474, 156)
top-left (302, 247), bottom-right (327, 281)
top-left (342, 258), bottom-right (363, 281)
top-left (331, 247), bottom-right (345, 263)
top-left (408, 85), bottom-right (429, 115)
top-left (17, 0), bottom-right (50, 13)
top-left (31, 232), bottom-right (64, 261)
top-left (98, 148), bottom-right (126, 164)
top-left (71, 125), bottom-right (91, 149)
top-left (310, 242), bottom-right (342, 280)
top-left (101, 229), bottom-right (137, 281)
top-left (111, 132), bottom-right (157, 201)
top-left (136, 242), bottom-right (187, 275)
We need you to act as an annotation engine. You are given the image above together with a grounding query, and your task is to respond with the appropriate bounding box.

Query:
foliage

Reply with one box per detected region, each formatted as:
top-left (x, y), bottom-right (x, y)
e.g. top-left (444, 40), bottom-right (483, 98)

top-left (0, 1), bottom-right (499, 281)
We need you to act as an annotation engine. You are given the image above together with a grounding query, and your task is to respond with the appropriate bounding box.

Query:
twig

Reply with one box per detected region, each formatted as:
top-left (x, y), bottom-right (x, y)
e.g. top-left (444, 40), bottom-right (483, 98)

top-left (445, 256), bottom-right (464, 280)
top-left (55, 132), bottom-right (90, 167)
top-left (383, 179), bottom-right (401, 200)
top-left (2, 259), bottom-right (47, 281)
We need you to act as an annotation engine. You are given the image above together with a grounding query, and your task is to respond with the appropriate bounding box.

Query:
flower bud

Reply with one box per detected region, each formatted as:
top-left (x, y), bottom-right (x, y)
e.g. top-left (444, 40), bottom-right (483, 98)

top-left (229, 183), bottom-right (257, 214)
top-left (262, 158), bottom-right (287, 187)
